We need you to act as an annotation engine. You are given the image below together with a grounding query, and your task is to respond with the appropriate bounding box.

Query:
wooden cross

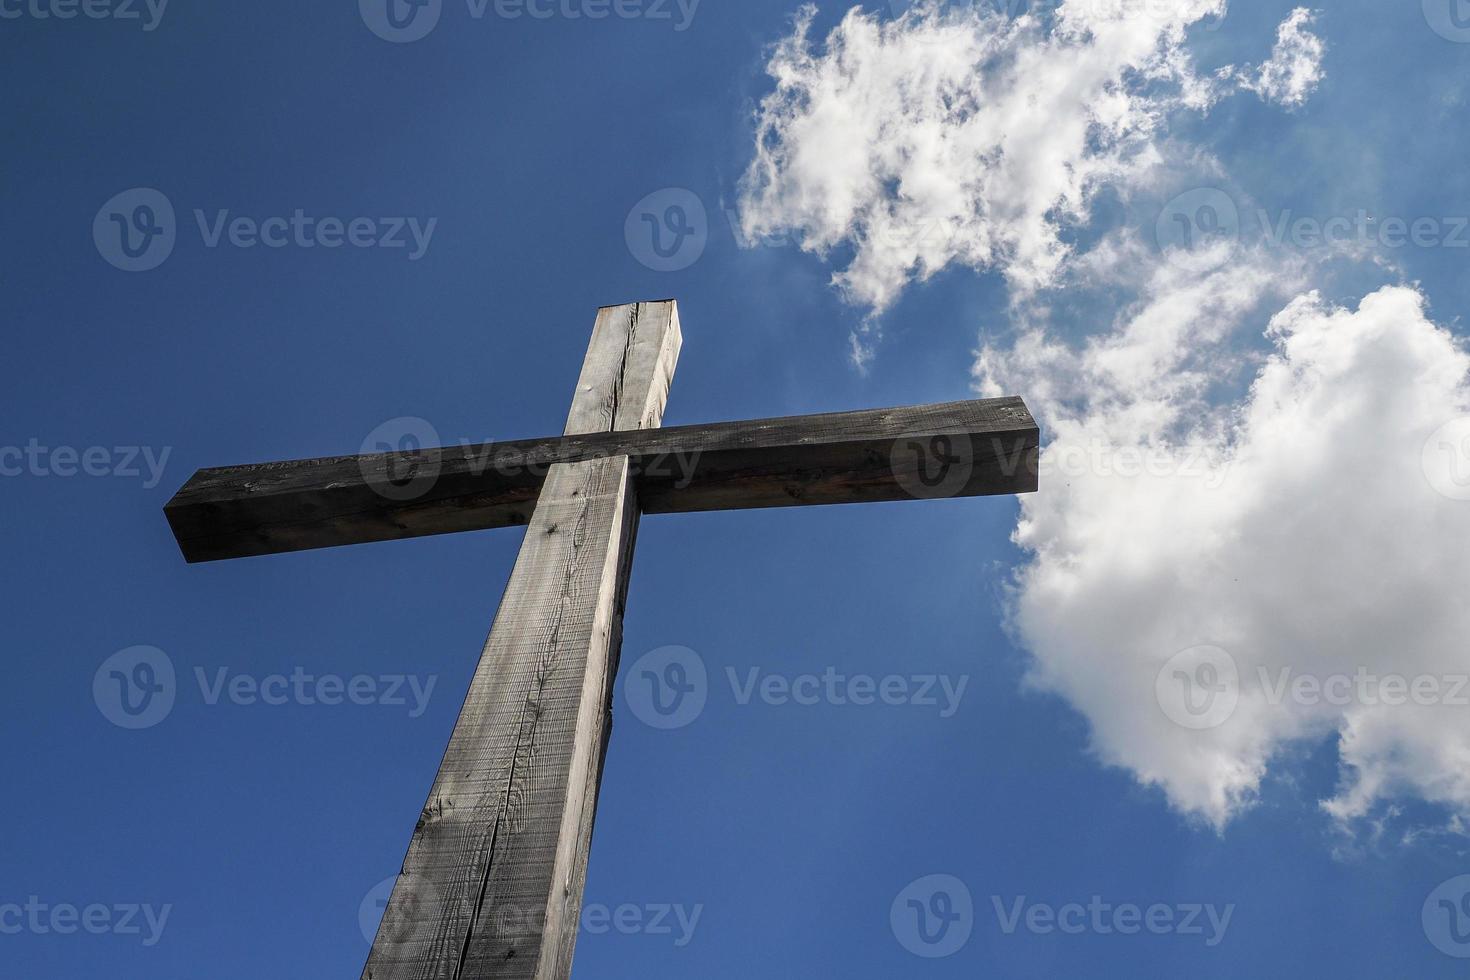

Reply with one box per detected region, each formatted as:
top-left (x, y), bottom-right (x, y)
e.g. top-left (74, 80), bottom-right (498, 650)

top-left (164, 300), bottom-right (1038, 979)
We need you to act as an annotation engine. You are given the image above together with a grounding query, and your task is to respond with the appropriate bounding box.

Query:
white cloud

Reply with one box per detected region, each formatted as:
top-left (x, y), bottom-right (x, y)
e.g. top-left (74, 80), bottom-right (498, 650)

top-left (1228, 8), bottom-right (1325, 107)
top-left (738, 4), bottom-right (1326, 341)
top-left (738, 1), bottom-right (1228, 327)
top-left (736, 2), bottom-right (1470, 840)
top-left (981, 264), bottom-right (1470, 831)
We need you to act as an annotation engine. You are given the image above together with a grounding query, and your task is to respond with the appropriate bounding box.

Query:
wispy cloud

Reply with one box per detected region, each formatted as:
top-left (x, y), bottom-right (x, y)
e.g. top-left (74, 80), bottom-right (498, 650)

top-left (1226, 7), bottom-right (1326, 108)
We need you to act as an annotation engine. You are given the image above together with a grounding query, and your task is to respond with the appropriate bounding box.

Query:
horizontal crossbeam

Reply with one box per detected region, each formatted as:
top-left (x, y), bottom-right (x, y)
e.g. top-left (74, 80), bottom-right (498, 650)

top-left (165, 396), bottom-right (1039, 563)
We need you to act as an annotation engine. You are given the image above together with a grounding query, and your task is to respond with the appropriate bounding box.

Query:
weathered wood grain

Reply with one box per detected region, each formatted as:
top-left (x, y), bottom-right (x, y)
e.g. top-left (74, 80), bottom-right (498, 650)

top-left (163, 296), bottom-right (1043, 980)
top-left (165, 398), bottom-right (1038, 562)
top-left (361, 302), bottom-right (680, 980)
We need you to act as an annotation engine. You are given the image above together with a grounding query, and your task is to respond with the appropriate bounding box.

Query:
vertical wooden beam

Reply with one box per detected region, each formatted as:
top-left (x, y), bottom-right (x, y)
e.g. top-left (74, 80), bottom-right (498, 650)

top-left (363, 302), bottom-right (681, 980)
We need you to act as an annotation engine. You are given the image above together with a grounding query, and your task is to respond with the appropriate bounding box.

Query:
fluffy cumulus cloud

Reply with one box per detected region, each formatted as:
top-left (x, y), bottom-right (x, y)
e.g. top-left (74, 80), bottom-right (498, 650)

top-left (739, 3), bottom-right (1470, 837)
top-left (739, 0), bottom-right (1226, 320)
top-left (979, 258), bottom-right (1470, 830)
top-left (737, 1), bottom-right (1319, 329)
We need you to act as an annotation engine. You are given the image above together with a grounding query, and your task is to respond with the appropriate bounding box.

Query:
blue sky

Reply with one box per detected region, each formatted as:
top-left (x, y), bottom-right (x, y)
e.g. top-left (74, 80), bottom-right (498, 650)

top-left (4, 0), bottom-right (1470, 976)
